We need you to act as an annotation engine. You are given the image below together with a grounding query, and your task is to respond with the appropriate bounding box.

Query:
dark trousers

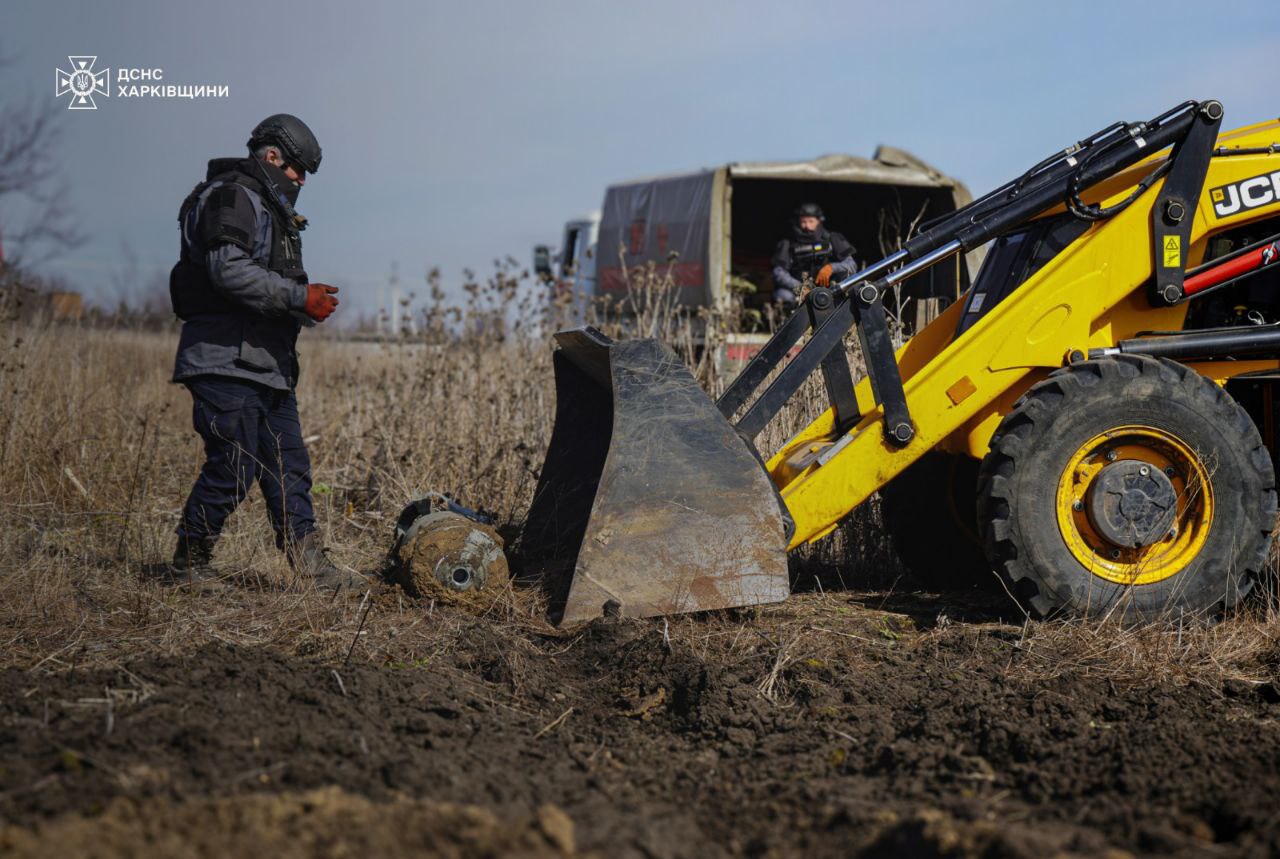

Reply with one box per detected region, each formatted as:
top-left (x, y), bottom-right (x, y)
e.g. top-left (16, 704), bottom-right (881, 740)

top-left (177, 376), bottom-right (316, 549)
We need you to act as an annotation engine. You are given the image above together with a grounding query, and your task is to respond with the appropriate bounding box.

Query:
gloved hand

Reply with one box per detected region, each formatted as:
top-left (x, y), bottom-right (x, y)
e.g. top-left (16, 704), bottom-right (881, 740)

top-left (815, 264), bottom-right (834, 287)
top-left (303, 283), bottom-right (339, 322)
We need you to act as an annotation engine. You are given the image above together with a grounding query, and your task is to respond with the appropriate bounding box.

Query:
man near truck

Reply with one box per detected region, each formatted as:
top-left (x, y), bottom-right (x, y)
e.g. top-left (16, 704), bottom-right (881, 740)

top-left (167, 113), bottom-right (363, 593)
top-left (771, 203), bottom-right (856, 307)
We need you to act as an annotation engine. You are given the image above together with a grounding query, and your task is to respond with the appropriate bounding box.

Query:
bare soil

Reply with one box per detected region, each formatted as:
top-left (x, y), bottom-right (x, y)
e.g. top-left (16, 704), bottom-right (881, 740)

top-left (3, 589), bottom-right (1279, 858)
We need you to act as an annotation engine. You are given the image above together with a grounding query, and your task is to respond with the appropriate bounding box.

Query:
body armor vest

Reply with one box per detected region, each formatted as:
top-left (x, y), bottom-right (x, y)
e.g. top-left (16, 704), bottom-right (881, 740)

top-left (787, 236), bottom-right (834, 279)
top-left (169, 158), bottom-right (306, 320)
top-left (773, 226), bottom-right (853, 281)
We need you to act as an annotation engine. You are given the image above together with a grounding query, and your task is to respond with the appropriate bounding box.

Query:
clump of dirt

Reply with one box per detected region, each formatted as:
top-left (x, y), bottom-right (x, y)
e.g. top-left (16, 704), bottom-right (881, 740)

top-left (0, 787), bottom-right (578, 858)
top-left (2, 604), bottom-right (1280, 857)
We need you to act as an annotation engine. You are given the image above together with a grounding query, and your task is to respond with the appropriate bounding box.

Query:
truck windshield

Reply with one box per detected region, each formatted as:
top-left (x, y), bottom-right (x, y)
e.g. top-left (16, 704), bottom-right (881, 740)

top-left (956, 214), bottom-right (1090, 336)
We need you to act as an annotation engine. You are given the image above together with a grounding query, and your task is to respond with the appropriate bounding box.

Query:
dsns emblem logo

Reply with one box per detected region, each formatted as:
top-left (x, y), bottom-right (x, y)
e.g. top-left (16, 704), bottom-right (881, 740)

top-left (1210, 170), bottom-right (1280, 219)
top-left (55, 56), bottom-right (109, 109)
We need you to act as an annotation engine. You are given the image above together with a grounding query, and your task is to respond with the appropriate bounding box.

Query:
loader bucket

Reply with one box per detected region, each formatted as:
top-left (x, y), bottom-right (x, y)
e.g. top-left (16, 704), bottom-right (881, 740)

top-left (520, 327), bottom-right (791, 625)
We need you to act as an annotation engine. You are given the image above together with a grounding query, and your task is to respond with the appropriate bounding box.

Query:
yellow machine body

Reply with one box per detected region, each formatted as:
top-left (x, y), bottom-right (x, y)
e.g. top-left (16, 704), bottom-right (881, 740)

top-left (770, 118), bottom-right (1280, 550)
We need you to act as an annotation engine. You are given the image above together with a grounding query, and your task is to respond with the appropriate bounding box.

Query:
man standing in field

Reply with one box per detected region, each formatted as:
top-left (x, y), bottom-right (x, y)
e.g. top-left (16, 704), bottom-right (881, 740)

top-left (167, 114), bottom-right (362, 592)
top-left (771, 202), bottom-right (857, 308)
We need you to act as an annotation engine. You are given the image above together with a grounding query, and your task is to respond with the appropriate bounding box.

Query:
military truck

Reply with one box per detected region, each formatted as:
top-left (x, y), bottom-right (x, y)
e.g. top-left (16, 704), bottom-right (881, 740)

top-left (537, 149), bottom-right (975, 368)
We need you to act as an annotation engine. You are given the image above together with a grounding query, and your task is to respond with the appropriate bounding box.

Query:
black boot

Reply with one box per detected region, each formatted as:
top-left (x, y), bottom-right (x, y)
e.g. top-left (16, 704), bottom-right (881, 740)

top-left (169, 536), bottom-right (226, 590)
top-left (288, 532), bottom-right (367, 593)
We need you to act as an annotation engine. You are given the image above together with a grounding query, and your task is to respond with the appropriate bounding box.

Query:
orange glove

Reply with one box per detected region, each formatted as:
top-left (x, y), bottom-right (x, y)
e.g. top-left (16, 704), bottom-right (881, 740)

top-left (303, 283), bottom-right (339, 322)
top-left (815, 264), bottom-right (833, 287)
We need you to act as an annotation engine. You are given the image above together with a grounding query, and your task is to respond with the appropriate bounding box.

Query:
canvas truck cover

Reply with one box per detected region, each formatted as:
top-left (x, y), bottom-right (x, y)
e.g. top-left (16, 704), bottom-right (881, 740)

top-left (596, 148), bottom-right (974, 309)
top-left (596, 169), bottom-right (717, 307)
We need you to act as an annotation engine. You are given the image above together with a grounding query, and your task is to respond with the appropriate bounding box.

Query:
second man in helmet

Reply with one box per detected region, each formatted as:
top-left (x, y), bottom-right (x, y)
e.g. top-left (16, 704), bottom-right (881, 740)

top-left (771, 203), bottom-right (857, 308)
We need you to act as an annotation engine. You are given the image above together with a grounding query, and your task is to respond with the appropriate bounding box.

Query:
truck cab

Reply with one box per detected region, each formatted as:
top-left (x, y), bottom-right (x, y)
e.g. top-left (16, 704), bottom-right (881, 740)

top-left (534, 212), bottom-right (600, 322)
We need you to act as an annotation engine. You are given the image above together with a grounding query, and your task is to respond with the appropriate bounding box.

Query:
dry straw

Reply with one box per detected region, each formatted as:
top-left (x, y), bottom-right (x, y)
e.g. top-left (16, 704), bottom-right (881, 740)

top-left (1, 258), bottom-right (1276, 695)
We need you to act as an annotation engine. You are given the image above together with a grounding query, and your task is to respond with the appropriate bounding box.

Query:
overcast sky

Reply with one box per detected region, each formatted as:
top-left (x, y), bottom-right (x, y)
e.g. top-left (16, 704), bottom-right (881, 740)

top-left (5, 0), bottom-right (1279, 316)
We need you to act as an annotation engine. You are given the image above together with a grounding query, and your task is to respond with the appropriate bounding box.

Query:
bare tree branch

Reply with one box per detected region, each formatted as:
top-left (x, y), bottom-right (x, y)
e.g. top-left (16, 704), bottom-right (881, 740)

top-left (0, 46), bottom-right (84, 269)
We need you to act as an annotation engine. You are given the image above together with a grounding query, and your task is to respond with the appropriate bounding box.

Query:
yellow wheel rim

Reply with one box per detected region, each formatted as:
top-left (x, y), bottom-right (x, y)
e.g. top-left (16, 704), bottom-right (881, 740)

top-left (1055, 425), bottom-right (1214, 585)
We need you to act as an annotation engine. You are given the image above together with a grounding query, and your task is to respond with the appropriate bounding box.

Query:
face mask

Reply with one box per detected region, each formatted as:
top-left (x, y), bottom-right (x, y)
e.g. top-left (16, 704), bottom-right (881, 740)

top-left (248, 157), bottom-right (308, 231)
top-left (256, 158), bottom-right (302, 207)
top-left (793, 222), bottom-right (821, 242)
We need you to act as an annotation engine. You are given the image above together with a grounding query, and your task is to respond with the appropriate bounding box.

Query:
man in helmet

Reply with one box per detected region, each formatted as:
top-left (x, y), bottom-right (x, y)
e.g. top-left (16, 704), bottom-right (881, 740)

top-left (168, 114), bottom-right (362, 592)
top-left (771, 203), bottom-right (857, 307)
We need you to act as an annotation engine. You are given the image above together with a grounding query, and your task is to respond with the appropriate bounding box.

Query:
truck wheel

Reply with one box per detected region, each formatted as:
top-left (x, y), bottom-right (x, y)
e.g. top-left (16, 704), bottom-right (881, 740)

top-left (881, 452), bottom-right (993, 590)
top-left (977, 355), bottom-right (1276, 620)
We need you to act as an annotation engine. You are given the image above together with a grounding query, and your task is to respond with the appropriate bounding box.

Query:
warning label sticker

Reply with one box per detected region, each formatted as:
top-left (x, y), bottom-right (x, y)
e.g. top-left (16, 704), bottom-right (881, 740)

top-left (1163, 235), bottom-right (1181, 268)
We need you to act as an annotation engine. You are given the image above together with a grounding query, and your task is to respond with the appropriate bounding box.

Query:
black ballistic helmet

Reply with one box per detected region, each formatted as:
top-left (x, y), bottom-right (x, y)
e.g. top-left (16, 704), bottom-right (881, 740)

top-left (247, 114), bottom-right (322, 174)
top-left (794, 202), bottom-right (824, 222)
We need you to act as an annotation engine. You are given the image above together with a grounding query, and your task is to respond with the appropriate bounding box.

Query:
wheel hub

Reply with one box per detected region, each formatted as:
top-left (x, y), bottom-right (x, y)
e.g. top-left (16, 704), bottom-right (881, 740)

top-left (1087, 459), bottom-right (1177, 549)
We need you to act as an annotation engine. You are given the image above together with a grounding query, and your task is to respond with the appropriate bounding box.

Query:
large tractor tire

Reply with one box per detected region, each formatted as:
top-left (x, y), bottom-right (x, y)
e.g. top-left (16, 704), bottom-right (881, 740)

top-left (977, 355), bottom-right (1277, 620)
top-left (881, 452), bottom-right (993, 590)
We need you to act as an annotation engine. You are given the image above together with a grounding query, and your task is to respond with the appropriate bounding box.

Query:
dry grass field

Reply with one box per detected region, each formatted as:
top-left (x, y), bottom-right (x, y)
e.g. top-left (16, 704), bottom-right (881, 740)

top-left (2, 274), bottom-right (1280, 857)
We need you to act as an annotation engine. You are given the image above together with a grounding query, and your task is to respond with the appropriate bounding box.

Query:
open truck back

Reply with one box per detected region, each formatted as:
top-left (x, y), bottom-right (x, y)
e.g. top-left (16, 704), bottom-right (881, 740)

top-left (595, 148), bottom-right (980, 325)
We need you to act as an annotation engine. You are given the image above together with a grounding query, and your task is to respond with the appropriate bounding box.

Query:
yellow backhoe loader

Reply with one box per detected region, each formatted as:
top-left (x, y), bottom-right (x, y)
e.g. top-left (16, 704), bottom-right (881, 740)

top-left (521, 100), bottom-right (1280, 625)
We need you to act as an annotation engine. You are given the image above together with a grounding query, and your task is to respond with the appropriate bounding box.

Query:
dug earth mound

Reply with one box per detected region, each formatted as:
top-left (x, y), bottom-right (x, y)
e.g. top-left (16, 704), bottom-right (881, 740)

top-left (0, 788), bottom-right (578, 859)
top-left (2, 598), bottom-right (1279, 858)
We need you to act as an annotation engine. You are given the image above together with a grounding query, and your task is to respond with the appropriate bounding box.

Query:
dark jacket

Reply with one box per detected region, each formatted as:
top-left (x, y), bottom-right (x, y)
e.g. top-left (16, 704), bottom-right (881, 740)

top-left (170, 157), bottom-right (311, 391)
top-left (771, 226), bottom-right (857, 294)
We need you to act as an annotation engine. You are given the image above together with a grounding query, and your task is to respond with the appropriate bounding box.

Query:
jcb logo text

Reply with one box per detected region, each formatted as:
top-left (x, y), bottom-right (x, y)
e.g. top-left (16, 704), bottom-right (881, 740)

top-left (1210, 170), bottom-right (1280, 218)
